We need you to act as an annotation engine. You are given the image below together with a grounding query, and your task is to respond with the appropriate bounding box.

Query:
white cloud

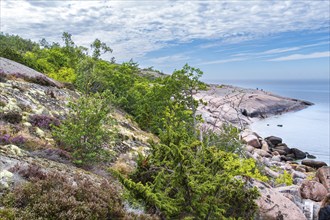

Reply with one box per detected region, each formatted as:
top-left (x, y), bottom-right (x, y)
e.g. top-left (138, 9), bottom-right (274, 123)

top-left (199, 58), bottom-right (246, 65)
top-left (0, 0), bottom-right (329, 61)
top-left (268, 51), bottom-right (330, 61)
top-left (148, 54), bottom-right (189, 65)
top-left (263, 47), bottom-right (301, 54)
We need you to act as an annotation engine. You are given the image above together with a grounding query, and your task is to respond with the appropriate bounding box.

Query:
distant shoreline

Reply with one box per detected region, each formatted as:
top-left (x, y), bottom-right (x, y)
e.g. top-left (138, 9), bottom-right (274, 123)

top-left (195, 84), bottom-right (313, 131)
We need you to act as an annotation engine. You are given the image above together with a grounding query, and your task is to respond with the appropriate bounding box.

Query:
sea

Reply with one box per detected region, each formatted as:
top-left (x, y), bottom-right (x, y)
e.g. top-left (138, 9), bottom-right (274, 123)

top-left (205, 79), bottom-right (330, 164)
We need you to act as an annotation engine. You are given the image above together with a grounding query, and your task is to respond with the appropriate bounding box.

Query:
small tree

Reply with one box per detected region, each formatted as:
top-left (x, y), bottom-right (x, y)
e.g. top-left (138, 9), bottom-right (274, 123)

top-left (53, 92), bottom-right (115, 165)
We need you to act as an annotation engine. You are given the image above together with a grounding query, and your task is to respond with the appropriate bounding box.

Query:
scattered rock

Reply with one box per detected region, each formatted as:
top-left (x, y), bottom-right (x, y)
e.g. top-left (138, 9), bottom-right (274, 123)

top-left (273, 149), bottom-right (287, 155)
top-left (272, 155), bottom-right (282, 162)
top-left (298, 165), bottom-right (316, 173)
top-left (292, 170), bottom-right (307, 179)
top-left (242, 134), bottom-right (261, 148)
top-left (291, 148), bottom-right (306, 159)
top-left (244, 145), bottom-right (255, 153)
top-left (0, 170), bottom-right (14, 188)
top-left (295, 166), bottom-right (306, 173)
top-left (274, 143), bottom-right (290, 154)
top-left (265, 136), bottom-right (282, 146)
top-left (280, 155), bottom-right (294, 162)
top-left (261, 140), bottom-right (269, 151)
top-left (318, 203), bottom-right (330, 220)
top-left (302, 160), bottom-right (327, 169)
top-left (254, 149), bottom-right (272, 158)
top-left (306, 153), bottom-right (316, 159)
top-left (252, 180), bottom-right (307, 220)
top-left (264, 167), bottom-right (280, 178)
top-left (302, 199), bottom-right (321, 220)
top-left (286, 153), bottom-right (295, 159)
top-left (272, 151), bottom-right (280, 156)
top-left (293, 178), bottom-right (305, 186)
top-left (316, 167), bottom-right (330, 192)
top-left (300, 180), bottom-right (327, 202)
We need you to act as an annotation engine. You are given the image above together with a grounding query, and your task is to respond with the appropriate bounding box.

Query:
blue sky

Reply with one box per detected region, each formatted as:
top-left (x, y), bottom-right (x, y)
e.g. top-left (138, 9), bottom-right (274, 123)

top-left (1, 0), bottom-right (329, 80)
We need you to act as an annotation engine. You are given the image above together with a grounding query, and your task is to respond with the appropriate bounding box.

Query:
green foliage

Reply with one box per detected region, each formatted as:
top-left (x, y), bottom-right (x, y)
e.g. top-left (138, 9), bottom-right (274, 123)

top-left (53, 92), bottom-right (115, 165)
top-left (202, 124), bottom-right (243, 154)
top-left (0, 208), bottom-right (15, 220)
top-left (48, 67), bottom-right (76, 83)
top-left (129, 64), bottom-right (207, 136)
top-left (115, 141), bottom-right (261, 219)
top-left (275, 170), bottom-right (293, 186)
top-left (90, 38), bottom-right (112, 60)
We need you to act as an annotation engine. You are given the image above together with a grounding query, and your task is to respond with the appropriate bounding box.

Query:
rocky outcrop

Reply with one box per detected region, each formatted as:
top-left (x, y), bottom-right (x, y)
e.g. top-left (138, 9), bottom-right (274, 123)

top-left (300, 180), bottom-right (327, 202)
top-left (0, 57), bottom-right (63, 88)
top-left (302, 160), bottom-right (328, 169)
top-left (316, 167), bottom-right (330, 192)
top-left (242, 134), bottom-right (261, 148)
top-left (252, 180), bottom-right (307, 220)
top-left (291, 148), bottom-right (307, 160)
top-left (265, 136), bottom-right (282, 146)
top-left (195, 85), bottom-right (312, 130)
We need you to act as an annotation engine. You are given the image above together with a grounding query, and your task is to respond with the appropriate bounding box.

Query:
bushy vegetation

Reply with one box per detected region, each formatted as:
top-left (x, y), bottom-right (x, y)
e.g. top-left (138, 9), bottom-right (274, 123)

top-left (275, 170), bottom-right (293, 186)
top-left (0, 32), bottom-right (267, 219)
top-left (0, 172), bottom-right (156, 220)
top-left (52, 92), bottom-right (115, 165)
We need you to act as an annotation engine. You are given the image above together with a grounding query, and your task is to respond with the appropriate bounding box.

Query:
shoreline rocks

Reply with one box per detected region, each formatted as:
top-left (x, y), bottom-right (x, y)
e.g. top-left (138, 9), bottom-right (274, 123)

top-left (241, 130), bottom-right (328, 219)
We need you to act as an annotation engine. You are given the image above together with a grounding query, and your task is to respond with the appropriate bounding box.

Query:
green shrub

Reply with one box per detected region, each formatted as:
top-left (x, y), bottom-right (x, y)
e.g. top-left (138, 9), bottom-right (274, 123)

top-left (275, 170), bottom-right (293, 186)
top-left (53, 92), bottom-right (115, 165)
top-left (48, 67), bottom-right (76, 83)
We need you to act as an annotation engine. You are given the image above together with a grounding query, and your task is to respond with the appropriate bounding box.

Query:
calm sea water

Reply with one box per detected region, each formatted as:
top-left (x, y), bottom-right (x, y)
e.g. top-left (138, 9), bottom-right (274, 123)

top-left (206, 79), bottom-right (330, 164)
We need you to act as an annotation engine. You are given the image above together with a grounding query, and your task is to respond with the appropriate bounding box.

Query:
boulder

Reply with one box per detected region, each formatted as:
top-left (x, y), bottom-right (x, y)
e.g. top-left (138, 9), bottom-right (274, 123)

top-left (265, 136), bottom-right (282, 146)
top-left (316, 166), bottom-right (330, 192)
top-left (261, 140), bottom-right (269, 151)
top-left (242, 134), bottom-right (261, 148)
top-left (295, 166), bottom-right (306, 173)
top-left (292, 164), bottom-right (316, 173)
top-left (244, 145), bottom-right (255, 153)
top-left (302, 160), bottom-right (327, 169)
top-left (264, 167), bottom-right (280, 178)
top-left (273, 149), bottom-right (287, 155)
top-left (286, 153), bottom-right (295, 159)
top-left (240, 130), bottom-right (251, 139)
top-left (266, 139), bottom-right (275, 149)
top-left (306, 152), bottom-right (316, 159)
top-left (292, 170), bottom-right (307, 179)
top-left (280, 155), bottom-right (294, 162)
top-left (291, 148), bottom-right (306, 159)
top-left (274, 143), bottom-right (290, 154)
top-left (302, 199), bottom-right (321, 220)
top-left (272, 151), bottom-right (280, 156)
top-left (318, 205), bottom-right (330, 220)
top-left (254, 149), bottom-right (272, 158)
top-left (272, 155), bottom-right (281, 162)
top-left (294, 178), bottom-right (305, 186)
top-left (251, 180), bottom-right (307, 220)
top-left (300, 180), bottom-right (327, 202)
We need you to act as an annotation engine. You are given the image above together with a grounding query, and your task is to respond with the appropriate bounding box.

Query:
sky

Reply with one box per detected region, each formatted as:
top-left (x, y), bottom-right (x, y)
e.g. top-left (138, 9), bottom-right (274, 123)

top-left (0, 0), bottom-right (329, 81)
